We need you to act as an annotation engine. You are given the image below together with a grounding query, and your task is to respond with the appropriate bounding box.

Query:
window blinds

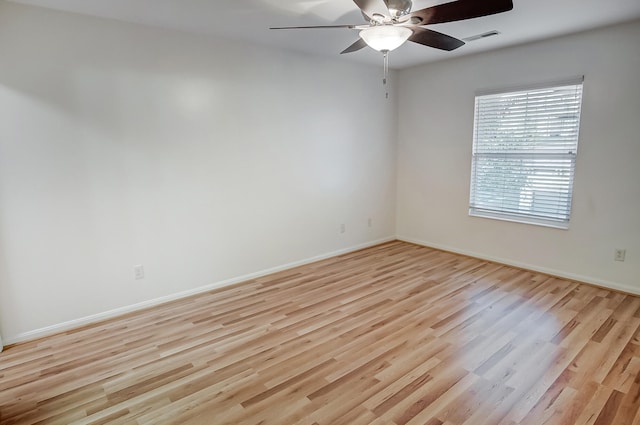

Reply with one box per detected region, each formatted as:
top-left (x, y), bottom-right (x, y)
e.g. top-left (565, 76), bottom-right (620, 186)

top-left (469, 80), bottom-right (584, 228)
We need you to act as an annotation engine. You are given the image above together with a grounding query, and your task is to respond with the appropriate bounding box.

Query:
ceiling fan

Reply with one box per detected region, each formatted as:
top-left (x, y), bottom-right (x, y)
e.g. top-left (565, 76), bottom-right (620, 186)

top-left (271, 0), bottom-right (514, 54)
top-left (271, 0), bottom-right (513, 92)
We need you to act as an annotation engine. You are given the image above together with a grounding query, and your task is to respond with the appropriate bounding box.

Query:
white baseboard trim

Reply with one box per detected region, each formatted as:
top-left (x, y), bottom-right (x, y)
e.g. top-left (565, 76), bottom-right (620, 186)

top-left (397, 235), bottom-right (640, 296)
top-left (5, 237), bottom-right (395, 346)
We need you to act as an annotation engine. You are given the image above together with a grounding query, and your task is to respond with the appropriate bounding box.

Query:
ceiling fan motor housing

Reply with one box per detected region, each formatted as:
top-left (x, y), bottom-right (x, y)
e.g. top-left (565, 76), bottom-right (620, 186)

top-left (385, 0), bottom-right (413, 18)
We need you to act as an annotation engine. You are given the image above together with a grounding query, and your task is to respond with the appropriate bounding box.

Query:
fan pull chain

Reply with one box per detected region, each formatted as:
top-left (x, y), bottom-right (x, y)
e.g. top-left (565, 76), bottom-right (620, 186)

top-left (383, 50), bottom-right (389, 99)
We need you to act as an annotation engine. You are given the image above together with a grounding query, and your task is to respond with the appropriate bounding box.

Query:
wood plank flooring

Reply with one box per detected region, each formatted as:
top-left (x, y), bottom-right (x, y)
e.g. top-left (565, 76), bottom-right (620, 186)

top-left (2, 241), bottom-right (640, 424)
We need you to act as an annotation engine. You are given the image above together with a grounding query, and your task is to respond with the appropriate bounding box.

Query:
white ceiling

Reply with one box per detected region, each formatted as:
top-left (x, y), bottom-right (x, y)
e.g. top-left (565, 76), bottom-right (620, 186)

top-left (9, 0), bottom-right (640, 69)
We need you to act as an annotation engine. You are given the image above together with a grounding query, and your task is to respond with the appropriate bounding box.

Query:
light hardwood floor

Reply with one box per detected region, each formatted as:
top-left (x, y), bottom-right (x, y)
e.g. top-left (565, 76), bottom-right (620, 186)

top-left (1, 241), bottom-right (640, 425)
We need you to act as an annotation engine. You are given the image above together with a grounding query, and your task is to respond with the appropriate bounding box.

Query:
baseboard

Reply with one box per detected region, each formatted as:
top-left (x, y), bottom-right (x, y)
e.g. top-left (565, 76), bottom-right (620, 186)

top-left (4, 236), bottom-right (395, 346)
top-left (397, 235), bottom-right (640, 296)
top-left (9, 234), bottom-right (632, 346)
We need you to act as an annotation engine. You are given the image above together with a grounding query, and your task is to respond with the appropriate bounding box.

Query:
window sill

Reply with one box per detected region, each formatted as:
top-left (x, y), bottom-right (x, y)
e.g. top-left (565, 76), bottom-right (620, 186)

top-left (469, 210), bottom-right (570, 230)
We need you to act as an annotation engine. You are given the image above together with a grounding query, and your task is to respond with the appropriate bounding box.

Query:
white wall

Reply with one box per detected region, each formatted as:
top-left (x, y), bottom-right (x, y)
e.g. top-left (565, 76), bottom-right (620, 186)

top-left (0, 2), bottom-right (398, 343)
top-left (2, 2), bottom-right (637, 345)
top-left (397, 20), bottom-right (640, 292)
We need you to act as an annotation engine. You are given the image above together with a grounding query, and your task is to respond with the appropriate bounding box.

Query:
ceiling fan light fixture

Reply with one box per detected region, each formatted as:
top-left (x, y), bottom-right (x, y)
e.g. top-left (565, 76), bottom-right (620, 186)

top-left (359, 25), bottom-right (413, 52)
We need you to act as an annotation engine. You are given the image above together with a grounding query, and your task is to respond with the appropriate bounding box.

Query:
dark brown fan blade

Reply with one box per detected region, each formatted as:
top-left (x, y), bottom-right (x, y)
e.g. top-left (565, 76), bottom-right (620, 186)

top-left (409, 0), bottom-right (513, 25)
top-left (341, 38), bottom-right (368, 54)
top-left (352, 0), bottom-right (390, 19)
top-left (270, 25), bottom-right (357, 30)
top-left (409, 27), bottom-right (465, 51)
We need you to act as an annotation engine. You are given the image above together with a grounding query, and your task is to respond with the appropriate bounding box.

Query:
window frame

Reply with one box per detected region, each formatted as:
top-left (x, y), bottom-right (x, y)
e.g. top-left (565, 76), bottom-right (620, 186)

top-left (468, 77), bottom-right (584, 230)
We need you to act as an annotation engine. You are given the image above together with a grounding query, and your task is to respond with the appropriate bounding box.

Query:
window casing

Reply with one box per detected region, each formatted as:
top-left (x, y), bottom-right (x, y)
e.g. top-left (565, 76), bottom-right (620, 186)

top-left (469, 78), bottom-right (584, 229)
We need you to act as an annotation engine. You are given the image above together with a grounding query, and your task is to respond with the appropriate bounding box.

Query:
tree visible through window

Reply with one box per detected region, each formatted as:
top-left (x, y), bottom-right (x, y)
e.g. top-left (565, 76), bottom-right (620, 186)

top-left (469, 78), bottom-right (584, 229)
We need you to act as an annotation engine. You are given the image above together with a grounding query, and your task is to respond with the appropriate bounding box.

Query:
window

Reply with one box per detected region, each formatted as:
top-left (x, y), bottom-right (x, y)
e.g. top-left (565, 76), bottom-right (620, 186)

top-left (469, 78), bottom-right (584, 229)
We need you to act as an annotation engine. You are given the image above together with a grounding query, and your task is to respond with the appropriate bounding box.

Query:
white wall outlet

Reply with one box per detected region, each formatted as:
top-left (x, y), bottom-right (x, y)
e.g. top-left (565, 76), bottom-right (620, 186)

top-left (340, 224), bottom-right (346, 234)
top-left (614, 249), bottom-right (626, 262)
top-left (368, 217), bottom-right (373, 228)
top-left (134, 264), bottom-right (145, 280)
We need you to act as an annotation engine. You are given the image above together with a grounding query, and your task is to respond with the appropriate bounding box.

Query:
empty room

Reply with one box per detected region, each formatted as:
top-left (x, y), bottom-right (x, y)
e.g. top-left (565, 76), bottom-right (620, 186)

top-left (1, 0), bottom-right (639, 423)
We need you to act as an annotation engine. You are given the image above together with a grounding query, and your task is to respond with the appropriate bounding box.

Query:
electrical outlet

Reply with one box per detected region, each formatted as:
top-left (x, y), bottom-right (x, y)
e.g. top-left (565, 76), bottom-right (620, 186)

top-left (134, 265), bottom-right (145, 280)
top-left (614, 249), bottom-right (626, 262)
top-left (368, 218), bottom-right (373, 228)
top-left (340, 224), bottom-right (346, 234)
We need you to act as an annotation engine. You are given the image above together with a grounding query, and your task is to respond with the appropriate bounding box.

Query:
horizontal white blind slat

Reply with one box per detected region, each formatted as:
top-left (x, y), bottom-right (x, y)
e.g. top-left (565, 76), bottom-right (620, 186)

top-left (469, 82), bottom-right (583, 228)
